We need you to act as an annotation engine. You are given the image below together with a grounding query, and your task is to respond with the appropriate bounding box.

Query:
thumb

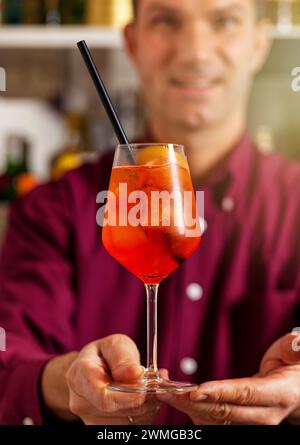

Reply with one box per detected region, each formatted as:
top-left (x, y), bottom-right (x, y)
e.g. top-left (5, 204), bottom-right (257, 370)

top-left (281, 331), bottom-right (300, 364)
top-left (100, 334), bottom-right (144, 383)
top-left (260, 331), bottom-right (300, 375)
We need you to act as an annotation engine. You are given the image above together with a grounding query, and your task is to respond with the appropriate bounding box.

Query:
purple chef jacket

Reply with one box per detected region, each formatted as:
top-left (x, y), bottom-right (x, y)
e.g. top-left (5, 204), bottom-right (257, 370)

top-left (0, 132), bottom-right (300, 425)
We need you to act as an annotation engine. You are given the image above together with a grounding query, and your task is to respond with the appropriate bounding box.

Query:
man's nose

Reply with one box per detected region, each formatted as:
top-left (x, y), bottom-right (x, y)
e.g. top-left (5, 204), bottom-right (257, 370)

top-left (175, 22), bottom-right (216, 64)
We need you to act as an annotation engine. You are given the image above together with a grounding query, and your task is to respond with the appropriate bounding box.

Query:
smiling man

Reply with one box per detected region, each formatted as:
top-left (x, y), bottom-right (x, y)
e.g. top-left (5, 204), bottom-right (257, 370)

top-left (127, 0), bottom-right (268, 180)
top-left (0, 0), bottom-right (300, 426)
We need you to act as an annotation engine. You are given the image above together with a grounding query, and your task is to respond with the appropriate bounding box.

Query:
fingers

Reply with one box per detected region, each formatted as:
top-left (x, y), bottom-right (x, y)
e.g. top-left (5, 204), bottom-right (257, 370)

top-left (66, 352), bottom-right (110, 403)
top-left (158, 368), bottom-right (169, 380)
top-left (157, 393), bottom-right (285, 425)
top-left (188, 376), bottom-right (289, 407)
top-left (104, 398), bottom-right (161, 418)
top-left (260, 332), bottom-right (300, 375)
top-left (84, 407), bottom-right (160, 425)
top-left (69, 388), bottom-right (160, 419)
top-left (281, 333), bottom-right (300, 365)
top-left (66, 335), bottom-right (165, 424)
top-left (99, 334), bottom-right (144, 382)
top-left (68, 359), bottom-right (147, 414)
top-left (84, 416), bottom-right (132, 425)
top-left (66, 336), bottom-right (147, 417)
top-left (193, 403), bottom-right (285, 425)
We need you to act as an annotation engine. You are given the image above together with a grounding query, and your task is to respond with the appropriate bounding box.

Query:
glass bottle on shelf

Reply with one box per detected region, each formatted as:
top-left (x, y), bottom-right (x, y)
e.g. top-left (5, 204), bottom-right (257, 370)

top-left (293, 0), bottom-right (300, 25)
top-left (2, 0), bottom-right (23, 25)
top-left (0, 135), bottom-right (38, 201)
top-left (44, 0), bottom-right (61, 25)
top-left (265, 0), bottom-right (300, 32)
top-left (0, 0), bottom-right (3, 24)
top-left (23, 0), bottom-right (45, 25)
top-left (49, 112), bottom-right (94, 181)
top-left (85, 0), bottom-right (133, 28)
top-left (277, 0), bottom-right (293, 33)
top-left (59, 0), bottom-right (85, 25)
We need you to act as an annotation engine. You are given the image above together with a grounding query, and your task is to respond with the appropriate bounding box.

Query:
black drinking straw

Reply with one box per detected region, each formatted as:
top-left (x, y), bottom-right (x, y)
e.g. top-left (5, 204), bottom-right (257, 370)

top-left (77, 40), bottom-right (135, 161)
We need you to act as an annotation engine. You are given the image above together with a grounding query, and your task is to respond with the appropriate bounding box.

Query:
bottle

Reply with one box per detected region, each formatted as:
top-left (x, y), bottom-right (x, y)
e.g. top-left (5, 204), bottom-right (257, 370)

top-left (2, 0), bottom-right (23, 25)
top-left (23, 0), bottom-right (45, 25)
top-left (15, 172), bottom-right (39, 197)
top-left (0, 0), bottom-right (3, 24)
top-left (50, 112), bottom-right (93, 181)
top-left (85, 0), bottom-right (133, 28)
top-left (265, 0), bottom-right (300, 31)
top-left (0, 135), bottom-right (38, 201)
top-left (44, 0), bottom-right (61, 25)
top-left (59, 0), bottom-right (85, 25)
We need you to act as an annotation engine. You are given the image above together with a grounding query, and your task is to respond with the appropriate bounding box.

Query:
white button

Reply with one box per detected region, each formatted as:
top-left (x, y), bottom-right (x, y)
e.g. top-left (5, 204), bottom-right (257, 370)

top-left (180, 357), bottom-right (198, 375)
top-left (222, 196), bottom-right (235, 212)
top-left (186, 283), bottom-right (203, 301)
top-left (199, 217), bottom-right (208, 235)
top-left (22, 417), bottom-right (34, 425)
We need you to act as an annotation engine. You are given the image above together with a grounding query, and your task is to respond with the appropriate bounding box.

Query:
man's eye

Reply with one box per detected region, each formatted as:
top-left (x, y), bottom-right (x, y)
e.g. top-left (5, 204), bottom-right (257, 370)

top-left (151, 16), bottom-right (179, 28)
top-left (214, 16), bottom-right (239, 29)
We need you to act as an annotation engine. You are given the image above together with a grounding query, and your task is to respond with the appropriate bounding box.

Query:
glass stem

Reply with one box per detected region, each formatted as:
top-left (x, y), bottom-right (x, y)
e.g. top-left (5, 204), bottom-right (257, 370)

top-left (145, 283), bottom-right (159, 380)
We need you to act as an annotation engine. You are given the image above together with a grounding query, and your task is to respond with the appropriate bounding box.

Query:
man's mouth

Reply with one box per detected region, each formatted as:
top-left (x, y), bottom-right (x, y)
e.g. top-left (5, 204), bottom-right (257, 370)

top-left (170, 77), bottom-right (221, 95)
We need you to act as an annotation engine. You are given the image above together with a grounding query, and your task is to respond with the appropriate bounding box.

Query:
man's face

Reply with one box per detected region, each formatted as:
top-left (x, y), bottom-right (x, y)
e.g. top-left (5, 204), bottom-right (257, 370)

top-left (125, 0), bottom-right (269, 131)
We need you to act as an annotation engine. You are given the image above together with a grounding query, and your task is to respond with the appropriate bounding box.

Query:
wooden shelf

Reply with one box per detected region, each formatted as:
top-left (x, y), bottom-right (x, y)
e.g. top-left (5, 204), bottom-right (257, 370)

top-left (0, 25), bottom-right (299, 50)
top-left (0, 26), bottom-right (123, 49)
top-left (270, 25), bottom-right (300, 39)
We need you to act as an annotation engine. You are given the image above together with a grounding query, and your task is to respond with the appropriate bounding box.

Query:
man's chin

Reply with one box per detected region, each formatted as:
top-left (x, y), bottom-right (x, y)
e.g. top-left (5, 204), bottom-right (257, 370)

top-left (180, 113), bottom-right (216, 131)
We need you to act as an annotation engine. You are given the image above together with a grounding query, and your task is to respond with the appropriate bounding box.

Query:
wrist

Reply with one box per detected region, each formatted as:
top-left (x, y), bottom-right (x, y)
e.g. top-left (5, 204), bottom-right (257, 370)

top-left (41, 351), bottom-right (79, 422)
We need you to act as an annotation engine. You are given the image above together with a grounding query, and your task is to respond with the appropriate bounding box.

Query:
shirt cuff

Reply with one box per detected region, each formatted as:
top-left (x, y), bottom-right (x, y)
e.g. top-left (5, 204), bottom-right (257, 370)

top-left (1, 355), bottom-right (54, 425)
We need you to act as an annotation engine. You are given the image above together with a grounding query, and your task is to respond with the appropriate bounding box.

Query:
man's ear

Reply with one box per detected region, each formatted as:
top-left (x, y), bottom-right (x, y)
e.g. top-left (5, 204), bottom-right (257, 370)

top-left (123, 23), bottom-right (139, 67)
top-left (251, 20), bottom-right (272, 74)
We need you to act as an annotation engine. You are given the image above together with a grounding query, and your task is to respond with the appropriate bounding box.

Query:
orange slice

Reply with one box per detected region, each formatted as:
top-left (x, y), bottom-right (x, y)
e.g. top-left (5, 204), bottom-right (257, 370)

top-left (136, 145), bottom-right (189, 170)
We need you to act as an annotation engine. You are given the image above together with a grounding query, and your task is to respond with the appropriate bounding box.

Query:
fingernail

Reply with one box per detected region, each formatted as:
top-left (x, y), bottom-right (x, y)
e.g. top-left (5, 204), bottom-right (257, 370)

top-left (115, 362), bottom-right (141, 374)
top-left (190, 393), bottom-right (209, 402)
top-left (133, 365), bottom-right (144, 377)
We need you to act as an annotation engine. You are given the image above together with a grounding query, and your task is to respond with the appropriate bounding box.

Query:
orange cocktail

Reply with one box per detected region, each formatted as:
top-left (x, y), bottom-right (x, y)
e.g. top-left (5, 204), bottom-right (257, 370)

top-left (102, 147), bottom-right (200, 283)
top-left (101, 143), bottom-right (201, 394)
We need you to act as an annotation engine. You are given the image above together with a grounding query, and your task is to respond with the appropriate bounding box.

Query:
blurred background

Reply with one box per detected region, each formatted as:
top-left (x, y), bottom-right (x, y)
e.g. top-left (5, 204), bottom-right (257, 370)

top-left (0, 0), bottom-right (300, 241)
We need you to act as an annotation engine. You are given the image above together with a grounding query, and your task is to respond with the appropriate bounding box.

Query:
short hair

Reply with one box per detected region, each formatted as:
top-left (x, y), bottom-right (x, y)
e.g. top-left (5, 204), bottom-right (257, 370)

top-left (132, 0), bottom-right (265, 20)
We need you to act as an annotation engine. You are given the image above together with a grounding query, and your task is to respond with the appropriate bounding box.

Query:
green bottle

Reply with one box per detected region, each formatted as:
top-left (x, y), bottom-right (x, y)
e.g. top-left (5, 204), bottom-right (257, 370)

top-left (2, 0), bottom-right (23, 24)
top-left (0, 135), bottom-right (29, 201)
top-left (60, 0), bottom-right (85, 25)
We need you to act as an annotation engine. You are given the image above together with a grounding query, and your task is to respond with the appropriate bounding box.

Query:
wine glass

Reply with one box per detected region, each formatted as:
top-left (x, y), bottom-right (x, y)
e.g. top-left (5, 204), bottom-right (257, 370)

top-left (102, 143), bottom-right (201, 393)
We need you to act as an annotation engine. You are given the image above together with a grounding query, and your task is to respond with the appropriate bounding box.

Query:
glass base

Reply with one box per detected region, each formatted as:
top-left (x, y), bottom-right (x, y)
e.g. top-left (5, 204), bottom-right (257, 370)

top-left (107, 376), bottom-right (198, 394)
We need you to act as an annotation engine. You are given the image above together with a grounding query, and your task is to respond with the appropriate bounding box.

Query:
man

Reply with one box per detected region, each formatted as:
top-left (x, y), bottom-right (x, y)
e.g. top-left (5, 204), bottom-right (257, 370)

top-left (0, 0), bottom-right (300, 425)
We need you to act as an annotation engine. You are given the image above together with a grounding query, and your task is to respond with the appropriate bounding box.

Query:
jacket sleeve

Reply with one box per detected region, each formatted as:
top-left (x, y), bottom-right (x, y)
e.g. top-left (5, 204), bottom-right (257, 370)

top-left (0, 177), bottom-right (76, 425)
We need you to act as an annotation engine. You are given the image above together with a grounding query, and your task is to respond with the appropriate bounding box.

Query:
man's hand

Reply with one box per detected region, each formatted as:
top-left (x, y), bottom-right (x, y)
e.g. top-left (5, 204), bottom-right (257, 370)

top-left (42, 334), bottom-right (161, 424)
top-left (157, 332), bottom-right (300, 425)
